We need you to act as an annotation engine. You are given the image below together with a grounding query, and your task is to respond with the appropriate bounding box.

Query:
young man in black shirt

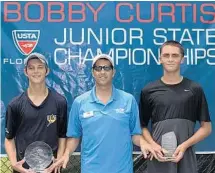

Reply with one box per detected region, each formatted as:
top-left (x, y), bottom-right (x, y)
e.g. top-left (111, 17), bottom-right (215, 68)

top-left (5, 53), bottom-right (67, 173)
top-left (139, 40), bottom-right (212, 173)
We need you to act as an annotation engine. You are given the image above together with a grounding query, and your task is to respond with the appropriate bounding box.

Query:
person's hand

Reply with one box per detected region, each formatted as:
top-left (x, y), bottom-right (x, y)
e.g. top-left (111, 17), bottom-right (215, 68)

top-left (45, 154), bottom-right (70, 173)
top-left (44, 157), bottom-right (61, 173)
top-left (140, 140), bottom-right (158, 160)
top-left (53, 158), bottom-right (61, 173)
top-left (149, 142), bottom-right (165, 160)
top-left (148, 142), bottom-right (176, 162)
top-left (171, 143), bottom-right (188, 163)
top-left (156, 148), bottom-right (176, 162)
top-left (11, 159), bottom-right (35, 173)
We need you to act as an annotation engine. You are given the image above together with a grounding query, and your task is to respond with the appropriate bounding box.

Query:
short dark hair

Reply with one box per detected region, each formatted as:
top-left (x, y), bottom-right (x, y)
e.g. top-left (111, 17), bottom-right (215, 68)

top-left (160, 40), bottom-right (184, 57)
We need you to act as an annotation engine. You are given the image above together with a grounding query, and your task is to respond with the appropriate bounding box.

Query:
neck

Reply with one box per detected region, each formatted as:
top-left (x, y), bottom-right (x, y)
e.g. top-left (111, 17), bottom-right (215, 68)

top-left (95, 84), bottom-right (112, 104)
top-left (28, 83), bottom-right (47, 96)
top-left (162, 71), bottom-right (183, 84)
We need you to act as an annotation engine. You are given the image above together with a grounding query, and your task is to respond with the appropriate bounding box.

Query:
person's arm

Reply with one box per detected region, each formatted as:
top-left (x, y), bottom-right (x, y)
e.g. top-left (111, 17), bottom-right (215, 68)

top-left (53, 138), bottom-right (66, 173)
top-left (132, 135), bottom-right (141, 146)
top-left (62, 138), bottom-right (80, 166)
top-left (5, 104), bottom-right (30, 173)
top-left (183, 122), bottom-right (211, 147)
top-left (5, 138), bottom-right (29, 173)
top-left (139, 90), bottom-right (164, 158)
top-left (129, 96), bottom-right (157, 159)
top-left (56, 138), bottom-right (66, 159)
top-left (142, 128), bottom-right (164, 157)
top-left (172, 86), bottom-right (212, 163)
top-left (47, 138), bottom-right (80, 173)
top-left (172, 121), bottom-right (212, 163)
top-left (59, 138), bottom-right (80, 168)
top-left (132, 134), bottom-right (158, 160)
top-left (142, 127), bottom-right (156, 145)
top-left (48, 98), bottom-right (82, 173)
top-left (56, 97), bottom-right (68, 160)
top-left (5, 138), bottom-right (17, 167)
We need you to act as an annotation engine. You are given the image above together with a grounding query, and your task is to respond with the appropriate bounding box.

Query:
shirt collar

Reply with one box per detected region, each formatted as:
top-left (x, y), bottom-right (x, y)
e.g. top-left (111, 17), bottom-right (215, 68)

top-left (89, 85), bottom-right (117, 103)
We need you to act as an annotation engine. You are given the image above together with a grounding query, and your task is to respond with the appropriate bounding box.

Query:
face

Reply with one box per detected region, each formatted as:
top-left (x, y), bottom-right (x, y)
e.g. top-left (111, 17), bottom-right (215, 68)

top-left (92, 59), bottom-right (115, 87)
top-left (160, 45), bottom-right (184, 73)
top-left (24, 58), bottom-right (49, 84)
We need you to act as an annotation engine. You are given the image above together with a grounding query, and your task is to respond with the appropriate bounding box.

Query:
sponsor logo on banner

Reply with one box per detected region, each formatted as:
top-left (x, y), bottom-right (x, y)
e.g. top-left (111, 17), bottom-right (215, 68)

top-left (12, 30), bottom-right (40, 55)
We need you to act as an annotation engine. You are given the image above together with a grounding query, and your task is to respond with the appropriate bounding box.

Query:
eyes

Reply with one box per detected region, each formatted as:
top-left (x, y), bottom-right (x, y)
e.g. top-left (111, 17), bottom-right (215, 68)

top-left (93, 65), bottom-right (113, 72)
top-left (161, 53), bottom-right (181, 59)
top-left (27, 65), bottom-right (46, 71)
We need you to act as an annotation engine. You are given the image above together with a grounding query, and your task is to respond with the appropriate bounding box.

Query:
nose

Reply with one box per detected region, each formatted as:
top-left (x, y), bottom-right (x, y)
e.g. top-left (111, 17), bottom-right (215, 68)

top-left (33, 68), bottom-right (39, 73)
top-left (100, 68), bottom-right (106, 73)
top-left (168, 56), bottom-right (174, 62)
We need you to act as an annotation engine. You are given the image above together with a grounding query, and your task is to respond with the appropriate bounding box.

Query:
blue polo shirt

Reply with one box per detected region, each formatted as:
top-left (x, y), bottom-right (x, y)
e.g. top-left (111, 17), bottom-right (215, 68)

top-left (67, 86), bottom-right (142, 173)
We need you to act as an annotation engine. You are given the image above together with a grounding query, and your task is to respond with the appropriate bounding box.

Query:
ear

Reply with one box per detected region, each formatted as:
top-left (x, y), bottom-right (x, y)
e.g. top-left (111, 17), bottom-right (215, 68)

top-left (159, 57), bottom-right (162, 64)
top-left (24, 68), bottom-right (28, 77)
top-left (46, 68), bottom-right (50, 76)
top-left (112, 69), bottom-right (116, 77)
top-left (92, 69), bottom-right (95, 78)
top-left (180, 57), bottom-right (184, 64)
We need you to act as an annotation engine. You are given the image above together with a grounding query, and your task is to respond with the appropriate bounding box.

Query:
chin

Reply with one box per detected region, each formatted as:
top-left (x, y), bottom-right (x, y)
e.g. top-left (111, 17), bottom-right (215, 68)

top-left (98, 82), bottom-right (108, 86)
top-left (30, 79), bottom-right (45, 84)
top-left (97, 81), bottom-right (111, 86)
top-left (166, 69), bottom-right (178, 73)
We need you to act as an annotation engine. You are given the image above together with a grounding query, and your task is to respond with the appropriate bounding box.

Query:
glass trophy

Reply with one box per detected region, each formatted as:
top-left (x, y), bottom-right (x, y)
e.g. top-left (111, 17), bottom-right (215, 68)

top-left (24, 141), bottom-right (53, 173)
top-left (161, 131), bottom-right (177, 159)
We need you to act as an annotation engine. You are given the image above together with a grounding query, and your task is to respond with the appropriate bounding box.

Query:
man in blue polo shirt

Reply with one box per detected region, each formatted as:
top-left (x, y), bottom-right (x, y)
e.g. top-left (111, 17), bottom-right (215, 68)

top-left (49, 54), bottom-right (156, 173)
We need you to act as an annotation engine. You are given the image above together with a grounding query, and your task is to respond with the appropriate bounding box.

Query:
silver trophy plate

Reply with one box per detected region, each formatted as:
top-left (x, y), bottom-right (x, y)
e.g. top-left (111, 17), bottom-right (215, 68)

top-left (161, 131), bottom-right (177, 158)
top-left (24, 141), bottom-right (53, 172)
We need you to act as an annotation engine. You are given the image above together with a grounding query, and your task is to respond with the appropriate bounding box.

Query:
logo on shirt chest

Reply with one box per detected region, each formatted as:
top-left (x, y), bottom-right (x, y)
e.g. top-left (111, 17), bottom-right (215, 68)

top-left (47, 114), bottom-right (57, 127)
top-left (115, 108), bottom-right (125, 114)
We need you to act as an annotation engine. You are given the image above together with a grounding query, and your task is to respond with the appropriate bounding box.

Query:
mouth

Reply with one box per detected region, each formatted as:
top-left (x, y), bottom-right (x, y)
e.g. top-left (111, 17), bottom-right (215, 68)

top-left (167, 64), bottom-right (175, 66)
top-left (32, 75), bottom-right (41, 78)
top-left (99, 76), bottom-right (107, 79)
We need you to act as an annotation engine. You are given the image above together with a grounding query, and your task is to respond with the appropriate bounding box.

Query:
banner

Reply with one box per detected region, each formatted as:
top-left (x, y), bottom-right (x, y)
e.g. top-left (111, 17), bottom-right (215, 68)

top-left (1, 1), bottom-right (215, 154)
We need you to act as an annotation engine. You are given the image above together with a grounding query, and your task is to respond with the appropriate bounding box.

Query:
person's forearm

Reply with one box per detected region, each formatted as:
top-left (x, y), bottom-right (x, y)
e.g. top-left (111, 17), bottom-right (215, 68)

top-left (57, 138), bottom-right (66, 159)
top-left (5, 138), bottom-right (17, 166)
top-left (142, 127), bottom-right (157, 145)
top-left (64, 138), bottom-right (80, 156)
top-left (183, 122), bottom-right (212, 149)
top-left (132, 135), bottom-right (141, 146)
top-left (132, 135), bottom-right (150, 147)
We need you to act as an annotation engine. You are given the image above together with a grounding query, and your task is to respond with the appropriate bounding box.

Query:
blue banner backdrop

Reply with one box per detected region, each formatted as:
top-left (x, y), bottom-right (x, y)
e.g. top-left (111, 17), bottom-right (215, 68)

top-left (1, 1), bottom-right (215, 154)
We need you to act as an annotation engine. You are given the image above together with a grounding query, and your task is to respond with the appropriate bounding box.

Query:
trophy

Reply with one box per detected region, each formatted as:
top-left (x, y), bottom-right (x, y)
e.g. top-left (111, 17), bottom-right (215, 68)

top-left (24, 141), bottom-right (53, 173)
top-left (161, 131), bottom-right (177, 159)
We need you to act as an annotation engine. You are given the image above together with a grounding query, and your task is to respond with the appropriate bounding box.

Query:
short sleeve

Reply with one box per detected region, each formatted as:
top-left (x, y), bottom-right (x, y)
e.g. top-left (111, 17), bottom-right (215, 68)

top-left (66, 99), bottom-right (82, 138)
top-left (197, 87), bottom-right (211, 122)
top-left (57, 98), bottom-right (68, 138)
top-left (5, 105), bottom-right (18, 139)
top-left (139, 90), bottom-right (152, 127)
top-left (129, 96), bottom-right (142, 135)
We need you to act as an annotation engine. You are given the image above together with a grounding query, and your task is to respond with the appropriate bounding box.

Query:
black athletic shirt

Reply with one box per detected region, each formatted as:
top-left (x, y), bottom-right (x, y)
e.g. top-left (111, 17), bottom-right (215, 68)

top-left (5, 88), bottom-right (67, 166)
top-left (139, 77), bottom-right (211, 127)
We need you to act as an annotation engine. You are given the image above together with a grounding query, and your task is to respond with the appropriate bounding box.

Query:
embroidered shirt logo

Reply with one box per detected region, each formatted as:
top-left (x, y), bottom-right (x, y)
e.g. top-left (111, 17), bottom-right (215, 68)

top-left (184, 89), bottom-right (190, 92)
top-left (115, 108), bottom-right (125, 114)
top-left (5, 128), bottom-right (9, 134)
top-left (47, 114), bottom-right (57, 127)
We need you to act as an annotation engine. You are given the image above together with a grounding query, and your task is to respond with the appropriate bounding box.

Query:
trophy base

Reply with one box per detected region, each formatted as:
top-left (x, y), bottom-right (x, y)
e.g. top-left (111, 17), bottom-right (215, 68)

top-left (163, 156), bottom-right (175, 161)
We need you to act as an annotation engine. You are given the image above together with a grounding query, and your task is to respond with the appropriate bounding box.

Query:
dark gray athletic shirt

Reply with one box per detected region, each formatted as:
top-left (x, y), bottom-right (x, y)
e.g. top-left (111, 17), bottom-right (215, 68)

top-left (139, 77), bottom-right (211, 173)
